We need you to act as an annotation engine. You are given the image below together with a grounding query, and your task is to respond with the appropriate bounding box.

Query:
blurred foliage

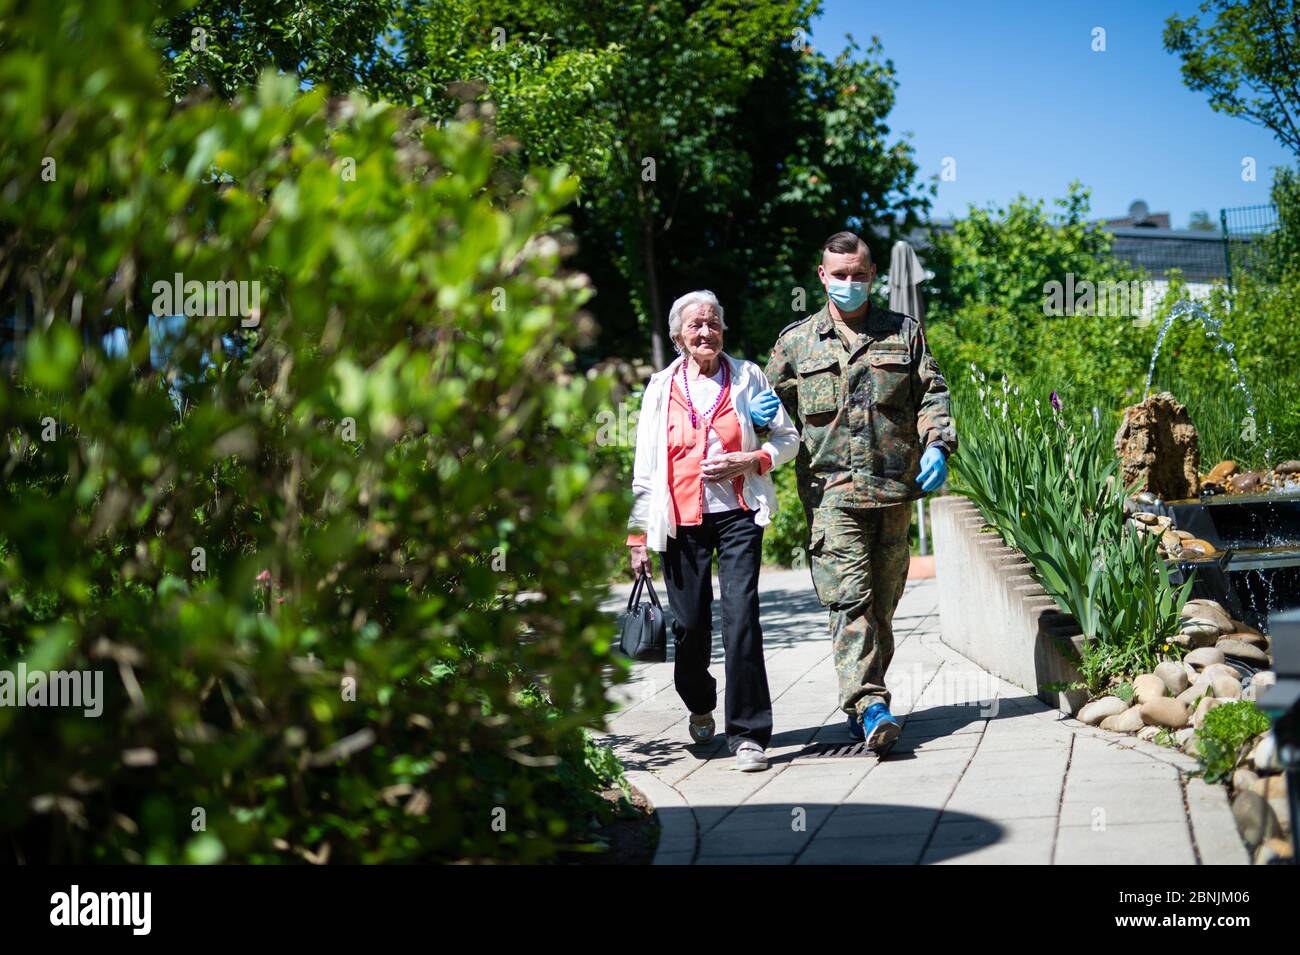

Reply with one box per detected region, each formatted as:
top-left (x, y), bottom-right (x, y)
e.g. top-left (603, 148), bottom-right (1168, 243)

top-left (0, 0), bottom-right (632, 863)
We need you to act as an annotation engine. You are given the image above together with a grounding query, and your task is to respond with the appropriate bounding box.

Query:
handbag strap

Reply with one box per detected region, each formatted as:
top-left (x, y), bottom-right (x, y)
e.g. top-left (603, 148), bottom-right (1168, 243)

top-left (640, 574), bottom-right (663, 610)
top-left (625, 571), bottom-right (646, 613)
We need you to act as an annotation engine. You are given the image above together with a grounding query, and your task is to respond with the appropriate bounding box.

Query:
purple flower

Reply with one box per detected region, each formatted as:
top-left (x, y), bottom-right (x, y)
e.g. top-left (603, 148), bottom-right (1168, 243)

top-left (1050, 391), bottom-right (1062, 412)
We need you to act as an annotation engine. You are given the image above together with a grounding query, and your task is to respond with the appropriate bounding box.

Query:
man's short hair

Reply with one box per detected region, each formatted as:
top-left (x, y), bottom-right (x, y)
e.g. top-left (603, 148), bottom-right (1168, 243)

top-left (822, 231), bottom-right (871, 264)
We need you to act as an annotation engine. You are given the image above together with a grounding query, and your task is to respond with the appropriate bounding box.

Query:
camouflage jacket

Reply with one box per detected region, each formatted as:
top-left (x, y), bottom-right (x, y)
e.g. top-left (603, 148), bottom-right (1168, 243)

top-left (764, 301), bottom-right (958, 512)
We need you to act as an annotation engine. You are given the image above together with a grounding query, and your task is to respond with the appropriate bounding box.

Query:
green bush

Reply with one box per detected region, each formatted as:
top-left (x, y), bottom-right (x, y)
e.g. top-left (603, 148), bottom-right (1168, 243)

top-left (0, 0), bottom-right (629, 863)
top-left (1196, 701), bottom-right (1270, 784)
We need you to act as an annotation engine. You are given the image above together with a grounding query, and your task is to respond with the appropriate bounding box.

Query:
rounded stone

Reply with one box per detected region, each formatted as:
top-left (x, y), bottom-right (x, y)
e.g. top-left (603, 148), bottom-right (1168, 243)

top-left (1140, 697), bottom-right (1189, 729)
top-left (1077, 696), bottom-right (1128, 726)
top-left (1100, 705), bottom-right (1145, 734)
top-left (1232, 791), bottom-right (1280, 849)
top-left (1192, 696), bottom-right (1225, 728)
top-left (1132, 673), bottom-right (1168, 704)
top-left (1154, 660), bottom-right (1189, 695)
top-left (1182, 599), bottom-right (1235, 633)
top-left (1210, 675), bottom-right (1242, 699)
top-left (1185, 647), bottom-right (1226, 669)
top-left (1177, 679), bottom-right (1214, 707)
top-left (1216, 638), bottom-right (1270, 665)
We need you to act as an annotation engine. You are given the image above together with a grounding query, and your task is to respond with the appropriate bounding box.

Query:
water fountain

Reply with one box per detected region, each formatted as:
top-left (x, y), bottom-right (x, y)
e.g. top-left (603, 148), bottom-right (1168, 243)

top-left (1130, 300), bottom-right (1300, 634)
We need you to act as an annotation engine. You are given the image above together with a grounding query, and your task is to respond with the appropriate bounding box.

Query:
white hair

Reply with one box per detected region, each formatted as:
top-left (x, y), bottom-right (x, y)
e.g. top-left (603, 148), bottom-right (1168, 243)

top-left (667, 290), bottom-right (727, 352)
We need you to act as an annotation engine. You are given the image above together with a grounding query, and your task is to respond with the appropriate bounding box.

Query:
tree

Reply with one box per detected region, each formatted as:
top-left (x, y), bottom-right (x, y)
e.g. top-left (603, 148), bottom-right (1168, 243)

top-left (155, 1), bottom-right (930, 366)
top-left (1165, 0), bottom-right (1300, 156)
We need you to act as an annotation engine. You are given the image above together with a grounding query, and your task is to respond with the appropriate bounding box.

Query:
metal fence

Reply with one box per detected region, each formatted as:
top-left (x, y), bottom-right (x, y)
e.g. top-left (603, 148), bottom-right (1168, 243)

top-left (1220, 202), bottom-right (1280, 288)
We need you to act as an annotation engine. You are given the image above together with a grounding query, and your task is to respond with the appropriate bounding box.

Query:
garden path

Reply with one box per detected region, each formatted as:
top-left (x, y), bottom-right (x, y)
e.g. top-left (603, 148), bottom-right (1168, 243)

top-left (597, 569), bottom-right (1248, 864)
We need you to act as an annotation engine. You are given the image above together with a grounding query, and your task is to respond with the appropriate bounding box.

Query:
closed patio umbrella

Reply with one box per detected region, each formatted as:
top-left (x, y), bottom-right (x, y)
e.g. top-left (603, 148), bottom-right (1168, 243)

top-left (888, 239), bottom-right (929, 329)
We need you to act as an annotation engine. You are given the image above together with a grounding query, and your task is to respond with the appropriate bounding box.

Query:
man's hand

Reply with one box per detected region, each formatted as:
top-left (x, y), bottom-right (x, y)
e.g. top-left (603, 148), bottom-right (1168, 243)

top-left (748, 389), bottom-right (781, 428)
top-left (629, 544), bottom-right (652, 579)
top-left (916, 446), bottom-right (948, 492)
top-left (700, 451), bottom-right (759, 482)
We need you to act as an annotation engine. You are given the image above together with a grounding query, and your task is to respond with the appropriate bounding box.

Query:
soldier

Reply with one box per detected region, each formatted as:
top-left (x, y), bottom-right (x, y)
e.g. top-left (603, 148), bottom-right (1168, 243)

top-left (749, 231), bottom-right (958, 756)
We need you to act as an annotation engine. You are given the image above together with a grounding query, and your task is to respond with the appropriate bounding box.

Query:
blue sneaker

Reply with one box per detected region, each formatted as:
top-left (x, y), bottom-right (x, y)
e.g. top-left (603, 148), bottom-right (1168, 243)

top-left (860, 702), bottom-right (900, 756)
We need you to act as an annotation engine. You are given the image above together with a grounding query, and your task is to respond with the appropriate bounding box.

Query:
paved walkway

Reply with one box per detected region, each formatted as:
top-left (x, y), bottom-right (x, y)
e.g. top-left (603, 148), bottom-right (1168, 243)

top-left (598, 569), bottom-right (1248, 865)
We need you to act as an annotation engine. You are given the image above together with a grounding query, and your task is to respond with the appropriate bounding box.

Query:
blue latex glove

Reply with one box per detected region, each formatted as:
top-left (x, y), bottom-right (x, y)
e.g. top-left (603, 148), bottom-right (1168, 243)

top-left (749, 389), bottom-right (781, 428)
top-left (917, 445), bottom-right (948, 492)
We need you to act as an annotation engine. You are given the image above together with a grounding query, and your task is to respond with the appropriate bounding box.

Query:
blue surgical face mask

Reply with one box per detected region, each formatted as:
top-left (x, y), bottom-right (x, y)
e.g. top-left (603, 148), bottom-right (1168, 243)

top-left (826, 277), bottom-right (869, 311)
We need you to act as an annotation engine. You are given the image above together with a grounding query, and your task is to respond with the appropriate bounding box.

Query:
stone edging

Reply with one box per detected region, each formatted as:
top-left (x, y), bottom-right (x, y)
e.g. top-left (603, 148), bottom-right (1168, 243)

top-left (931, 495), bottom-right (1089, 715)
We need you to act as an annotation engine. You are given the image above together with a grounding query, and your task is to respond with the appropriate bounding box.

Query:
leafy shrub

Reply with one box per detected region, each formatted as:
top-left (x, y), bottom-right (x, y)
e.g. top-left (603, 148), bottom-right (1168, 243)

top-left (0, 0), bottom-right (628, 863)
top-left (1196, 701), bottom-right (1270, 784)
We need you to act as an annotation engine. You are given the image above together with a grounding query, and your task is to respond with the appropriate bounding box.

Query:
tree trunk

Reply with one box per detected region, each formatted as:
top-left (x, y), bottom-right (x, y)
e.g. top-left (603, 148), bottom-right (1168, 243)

top-left (643, 219), bottom-right (666, 369)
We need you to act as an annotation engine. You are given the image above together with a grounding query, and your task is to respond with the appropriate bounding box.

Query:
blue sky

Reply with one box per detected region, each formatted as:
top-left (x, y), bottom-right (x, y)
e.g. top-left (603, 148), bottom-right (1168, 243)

top-left (810, 0), bottom-right (1294, 227)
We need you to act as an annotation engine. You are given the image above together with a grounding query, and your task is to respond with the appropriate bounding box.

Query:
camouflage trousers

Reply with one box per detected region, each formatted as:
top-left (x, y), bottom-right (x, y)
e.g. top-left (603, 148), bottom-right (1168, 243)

top-left (807, 503), bottom-right (911, 716)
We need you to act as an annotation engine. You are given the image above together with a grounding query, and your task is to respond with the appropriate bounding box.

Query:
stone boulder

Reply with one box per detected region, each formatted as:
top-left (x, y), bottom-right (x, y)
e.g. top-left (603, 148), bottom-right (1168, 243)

top-left (1114, 392), bottom-right (1200, 499)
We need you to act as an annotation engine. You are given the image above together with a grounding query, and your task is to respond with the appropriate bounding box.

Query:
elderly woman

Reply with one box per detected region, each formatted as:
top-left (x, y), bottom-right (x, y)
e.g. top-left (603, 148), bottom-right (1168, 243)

top-left (626, 290), bottom-right (798, 772)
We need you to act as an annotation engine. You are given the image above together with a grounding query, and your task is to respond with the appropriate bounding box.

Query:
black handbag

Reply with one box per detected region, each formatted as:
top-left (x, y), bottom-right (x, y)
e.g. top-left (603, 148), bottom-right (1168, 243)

top-left (617, 571), bottom-right (668, 662)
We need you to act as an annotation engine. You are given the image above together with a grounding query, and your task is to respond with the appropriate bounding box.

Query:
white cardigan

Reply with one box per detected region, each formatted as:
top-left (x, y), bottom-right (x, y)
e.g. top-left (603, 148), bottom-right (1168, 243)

top-left (628, 352), bottom-right (800, 552)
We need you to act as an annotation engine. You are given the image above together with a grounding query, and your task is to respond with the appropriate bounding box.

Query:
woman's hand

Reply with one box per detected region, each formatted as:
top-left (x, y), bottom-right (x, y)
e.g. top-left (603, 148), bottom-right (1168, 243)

top-left (700, 451), bottom-right (759, 482)
top-left (629, 544), bottom-right (652, 579)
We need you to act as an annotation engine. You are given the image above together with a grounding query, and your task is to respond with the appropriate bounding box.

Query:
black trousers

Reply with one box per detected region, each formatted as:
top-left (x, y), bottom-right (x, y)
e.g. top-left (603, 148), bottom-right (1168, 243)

top-left (659, 507), bottom-right (772, 750)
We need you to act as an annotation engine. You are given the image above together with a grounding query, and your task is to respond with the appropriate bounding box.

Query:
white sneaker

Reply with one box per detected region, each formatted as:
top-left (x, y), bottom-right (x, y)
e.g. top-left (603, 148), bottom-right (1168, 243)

top-left (734, 740), bottom-right (768, 772)
top-left (688, 713), bottom-right (716, 744)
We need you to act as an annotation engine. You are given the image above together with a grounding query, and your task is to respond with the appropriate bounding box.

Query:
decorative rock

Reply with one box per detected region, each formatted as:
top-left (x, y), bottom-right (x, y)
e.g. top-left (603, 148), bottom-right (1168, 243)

top-left (1176, 679), bottom-right (1214, 707)
top-left (1182, 600), bottom-right (1236, 633)
top-left (1205, 460), bottom-right (1239, 484)
top-left (1185, 647), bottom-right (1226, 669)
top-left (1224, 630), bottom-right (1268, 649)
top-left (1229, 618), bottom-right (1264, 636)
top-left (1276, 460), bottom-right (1300, 475)
top-left (1135, 490), bottom-right (1159, 505)
top-left (1179, 538), bottom-right (1217, 557)
top-left (1257, 774), bottom-right (1289, 800)
top-left (1174, 727), bottom-right (1195, 744)
top-left (1250, 734), bottom-right (1281, 773)
top-left (1137, 725), bottom-right (1161, 742)
top-left (1132, 673), bottom-right (1168, 704)
top-left (1216, 638), bottom-right (1270, 665)
top-left (1232, 791), bottom-right (1281, 849)
top-left (1229, 470), bottom-right (1266, 494)
top-left (1200, 662), bottom-right (1240, 683)
top-left (1178, 625), bottom-right (1220, 649)
top-left (1233, 767), bottom-right (1259, 792)
top-left (1255, 838), bottom-right (1294, 865)
top-left (1161, 529), bottom-right (1183, 551)
top-left (1076, 696), bottom-right (1129, 726)
top-left (1114, 393), bottom-right (1201, 499)
top-left (1173, 529), bottom-right (1194, 541)
top-left (1210, 675), bottom-right (1242, 699)
top-left (1182, 734), bottom-right (1203, 758)
top-left (1154, 660), bottom-right (1189, 695)
top-left (1132, 511), bottom-right (1158, 525)
top-left (1192, 696), bottom-right (1225, 728)
top-left (1100, 705), bottom-right (1145, 734)
top-left (1251, 671), bottom-right (1277, 692)
top-left (1140, 697), bottom-right (1189, 729)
